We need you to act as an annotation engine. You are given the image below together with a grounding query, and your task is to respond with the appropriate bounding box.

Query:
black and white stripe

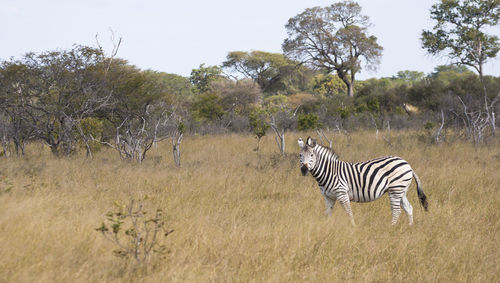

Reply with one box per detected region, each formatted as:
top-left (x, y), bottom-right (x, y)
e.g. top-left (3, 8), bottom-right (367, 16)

top-left (299, 137), bottom-right (428, 225)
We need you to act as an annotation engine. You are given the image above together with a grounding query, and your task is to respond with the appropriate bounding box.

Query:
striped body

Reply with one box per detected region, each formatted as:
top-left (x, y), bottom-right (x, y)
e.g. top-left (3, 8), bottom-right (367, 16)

top-left (299, 137), bottom-right (428, 225)
top-left (311, 148), bottom-right (413, 203)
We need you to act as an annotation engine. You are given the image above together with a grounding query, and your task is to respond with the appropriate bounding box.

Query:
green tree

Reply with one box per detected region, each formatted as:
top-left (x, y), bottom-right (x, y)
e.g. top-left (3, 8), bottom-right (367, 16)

top-left (222, 51), bottom-right (289, 92)
top-left (189, 64), bottom-right (222, 94)
top-left (191, 93), bottom-right (225, 121)
top-left (4, 46), bottom-right (111, 156)
top-left (282, 1), bottom-right (383, 97)
top-left (421, 0), bottom-right (500, 79)
top-left (395, 70), bottom-right (425, 83)
top-left (297, 113), bottom-right (321, 131)
top-left (248, 106), bottom-right (269, 151)
top-left (222, 51), bottom-right (316, 95)
top-left (311, 74), bottom-right (347, 97)
top-left (429, 64), bottom-right (474, 85)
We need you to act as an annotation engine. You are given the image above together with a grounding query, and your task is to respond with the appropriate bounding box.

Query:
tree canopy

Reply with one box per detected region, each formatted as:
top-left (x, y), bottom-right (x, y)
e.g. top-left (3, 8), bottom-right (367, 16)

top-left (421, 0), bottom-right (500, 78)
top-left (282, 0), bottom-right (383, 97)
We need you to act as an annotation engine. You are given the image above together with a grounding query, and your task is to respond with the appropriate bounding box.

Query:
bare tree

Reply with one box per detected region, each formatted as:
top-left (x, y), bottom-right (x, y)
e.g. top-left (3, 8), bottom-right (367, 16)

top-left (97, 103), bottom-right (175, 163)
top-left (269, 105), bottom-right (299, 154)
top-left (316, 129), bottom-right (333, 149)
top-left (453, 92), bottom-right (500, 144)
top-left (172, 130), bottom-right (183, 167)
top-left (434, 110), bottom-right (445, 144)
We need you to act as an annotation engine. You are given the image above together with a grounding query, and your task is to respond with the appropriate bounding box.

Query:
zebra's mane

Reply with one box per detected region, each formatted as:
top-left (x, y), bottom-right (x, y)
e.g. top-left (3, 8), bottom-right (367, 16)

top-left (316, 143), bottom-right (339, 160)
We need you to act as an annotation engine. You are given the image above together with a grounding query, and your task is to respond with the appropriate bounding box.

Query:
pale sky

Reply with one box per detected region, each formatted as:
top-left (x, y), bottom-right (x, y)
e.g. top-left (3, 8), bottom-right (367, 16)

top-left (1, 0), bottom-right (499, 79)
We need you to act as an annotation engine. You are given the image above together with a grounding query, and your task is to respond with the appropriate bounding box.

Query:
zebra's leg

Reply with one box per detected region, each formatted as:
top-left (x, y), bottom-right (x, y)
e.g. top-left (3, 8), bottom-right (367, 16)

top-left (336, 191), bottom-right (355, 226)
top-left (401, 195), bottom-right (413, 225)
top-left (324, 196), bottom-right (336, 216)
top-left (388, 191), bottom-right (404, 225)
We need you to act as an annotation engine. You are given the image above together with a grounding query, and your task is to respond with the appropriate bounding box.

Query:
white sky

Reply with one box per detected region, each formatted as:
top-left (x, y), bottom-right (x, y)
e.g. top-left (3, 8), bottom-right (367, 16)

top-left (1, 0), bottom-right (499, 79)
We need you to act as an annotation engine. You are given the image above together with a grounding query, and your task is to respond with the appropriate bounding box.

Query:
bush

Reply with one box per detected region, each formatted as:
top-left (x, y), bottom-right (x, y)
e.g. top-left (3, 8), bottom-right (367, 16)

top-left (298, 113), bottom-right (321, 131)
top-left (96, 197), bottom-right (174, 264)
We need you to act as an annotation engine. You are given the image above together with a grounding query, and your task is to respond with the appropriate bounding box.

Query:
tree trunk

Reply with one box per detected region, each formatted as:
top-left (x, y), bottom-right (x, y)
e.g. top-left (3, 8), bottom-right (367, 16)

top-left (347, 83), bottom-right (354, 97)
top-left (172, 133), bottom-right (183, 167)
top-left (337, 71), bottom-right (354, 97)
top-left (256, 137), bottom-right (261, 152)
top-left (280, 131), bottom-right (285, 154)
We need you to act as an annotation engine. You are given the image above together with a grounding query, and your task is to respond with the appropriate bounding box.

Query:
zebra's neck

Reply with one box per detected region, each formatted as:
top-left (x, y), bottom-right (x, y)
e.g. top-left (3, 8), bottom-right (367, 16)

top-left (311, 145), bottom-right (339, 183)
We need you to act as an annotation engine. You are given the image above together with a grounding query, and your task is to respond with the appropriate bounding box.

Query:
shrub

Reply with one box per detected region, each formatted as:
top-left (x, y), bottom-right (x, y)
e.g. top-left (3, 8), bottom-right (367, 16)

top-left (298, 113), bottom-right (321, 131)
top-left (96, 197), bottom-right (174, 264)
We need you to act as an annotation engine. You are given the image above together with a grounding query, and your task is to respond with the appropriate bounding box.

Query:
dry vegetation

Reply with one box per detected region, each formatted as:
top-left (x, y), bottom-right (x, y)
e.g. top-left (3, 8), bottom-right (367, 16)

top-left (0, 131), bottom-right (499, 282)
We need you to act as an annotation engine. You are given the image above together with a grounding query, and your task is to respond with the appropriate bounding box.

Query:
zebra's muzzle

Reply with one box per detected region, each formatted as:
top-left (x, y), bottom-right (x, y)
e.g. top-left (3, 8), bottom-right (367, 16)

top-left (300, 165), bottom-right (309, 176)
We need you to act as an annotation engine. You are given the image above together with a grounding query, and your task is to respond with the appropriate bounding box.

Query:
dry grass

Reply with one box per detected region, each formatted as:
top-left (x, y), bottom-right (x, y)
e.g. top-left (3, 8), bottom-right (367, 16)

top-left (0, 131), bottom-right (499, 282)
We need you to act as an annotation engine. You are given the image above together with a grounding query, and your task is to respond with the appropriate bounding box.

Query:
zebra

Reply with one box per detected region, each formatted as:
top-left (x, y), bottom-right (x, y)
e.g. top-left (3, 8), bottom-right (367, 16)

top-left (298, 136), bottom-right (428, 225)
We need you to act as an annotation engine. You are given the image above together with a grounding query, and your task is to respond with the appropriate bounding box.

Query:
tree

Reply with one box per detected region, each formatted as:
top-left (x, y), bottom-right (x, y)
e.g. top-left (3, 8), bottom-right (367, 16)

top-left (248, 106), bottom-right (269, 151)
top-left (394, 70), bottom-right (425, 84)
top-left (191, 93), bottom-right (225, 122)
top-left (0, 61), bottom-right (38, 155)
top-left (422, 0), bottom-right (500, 137)
top-left (0, 46), bottom-right (115, 156)
top-left (209, 79), bottom-right (262, 115)
top-left (222, 51), bottom-right (289, 92)
top-left (189, 64), bottom-right (222, 94)
top-left (421, 0), bottom-right (500, 79)
top-left (311, 73), bottom-right (347, 97)
top-left (265, 95), bottom-right (299, 154)
top-left (99, 63), bottom-right (179, 163)
top-left (282, 1), bottom-right (383, 97)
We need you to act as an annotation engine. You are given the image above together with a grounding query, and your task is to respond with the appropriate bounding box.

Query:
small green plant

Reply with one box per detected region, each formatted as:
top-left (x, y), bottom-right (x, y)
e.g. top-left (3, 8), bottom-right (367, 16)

top-left (96, 197), bottom-right (174, 264)
top-left (249, 107), bottom-right (270, 151)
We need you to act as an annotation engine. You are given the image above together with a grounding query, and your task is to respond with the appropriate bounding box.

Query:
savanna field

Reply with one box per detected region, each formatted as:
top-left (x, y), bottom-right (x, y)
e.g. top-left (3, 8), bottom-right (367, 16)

top-left (0, 131), bottom-right (499, 282)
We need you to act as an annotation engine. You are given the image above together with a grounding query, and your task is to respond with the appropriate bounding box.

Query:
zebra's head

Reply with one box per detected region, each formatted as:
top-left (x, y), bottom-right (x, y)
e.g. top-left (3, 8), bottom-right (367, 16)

top-left (298, 136), bottom-right (317, 176)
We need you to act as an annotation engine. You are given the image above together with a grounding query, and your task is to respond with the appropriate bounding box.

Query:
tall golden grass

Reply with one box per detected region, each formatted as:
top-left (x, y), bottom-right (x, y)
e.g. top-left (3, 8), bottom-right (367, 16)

top-left (0, 131), bottom-right (498, 282)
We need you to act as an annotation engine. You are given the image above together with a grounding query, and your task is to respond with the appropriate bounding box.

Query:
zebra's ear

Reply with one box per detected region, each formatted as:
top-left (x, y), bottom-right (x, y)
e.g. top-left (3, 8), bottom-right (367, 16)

top-left (298, 138), bottom-right (305, 149)
top-left (306, 136), bottom-right (316, 147)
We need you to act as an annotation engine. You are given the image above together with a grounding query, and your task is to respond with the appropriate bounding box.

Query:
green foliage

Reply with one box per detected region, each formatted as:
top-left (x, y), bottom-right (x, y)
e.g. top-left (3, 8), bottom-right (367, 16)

top-left (190, 64), bottom-right (222, 94)
top-left (311, 73), bottom-right (347, 97)
top-left (421, 0), bottom-right (500, 75)
top-left (283, 1), bottom-right (383, 96)
top-left (338, 107), bottom-right (351, 119)
top-left (395, 70), bottom-right (425, 83)
top-left (191, 93), bottom-right (225, 121)
top-left (248, 107), bottom-right (269, 140)
top-left (222, 51), bottom-right (288, 91)
top-left (222, 51), bottom-right (316, 96)
top-left (263, 94), bottom-right (289, 111)
top-left (354, 78), bottom-right (405, 113)
top-left (429, 64), bottom-right (474, 86)
top-left (79, 117), bottom-right (104, 152)
top-left (297, 113), bottom-right (321, 131)
top-left (96, 197), bottom-right (174, 264)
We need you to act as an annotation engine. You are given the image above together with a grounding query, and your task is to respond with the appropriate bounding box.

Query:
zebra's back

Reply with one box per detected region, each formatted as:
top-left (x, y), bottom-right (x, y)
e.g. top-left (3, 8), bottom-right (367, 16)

top-left (346, 156), bottom-right (413, 202)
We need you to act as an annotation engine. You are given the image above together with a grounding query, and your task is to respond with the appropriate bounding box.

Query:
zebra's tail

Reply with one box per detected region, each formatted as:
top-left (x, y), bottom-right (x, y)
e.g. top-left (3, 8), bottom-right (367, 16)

top-left (413, 171), bottom-right (428, 211)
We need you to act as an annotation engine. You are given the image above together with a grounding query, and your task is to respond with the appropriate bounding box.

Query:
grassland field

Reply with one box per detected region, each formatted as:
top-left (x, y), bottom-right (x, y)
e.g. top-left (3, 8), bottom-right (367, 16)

top-left (0, 131), bottom-right (499, 282)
